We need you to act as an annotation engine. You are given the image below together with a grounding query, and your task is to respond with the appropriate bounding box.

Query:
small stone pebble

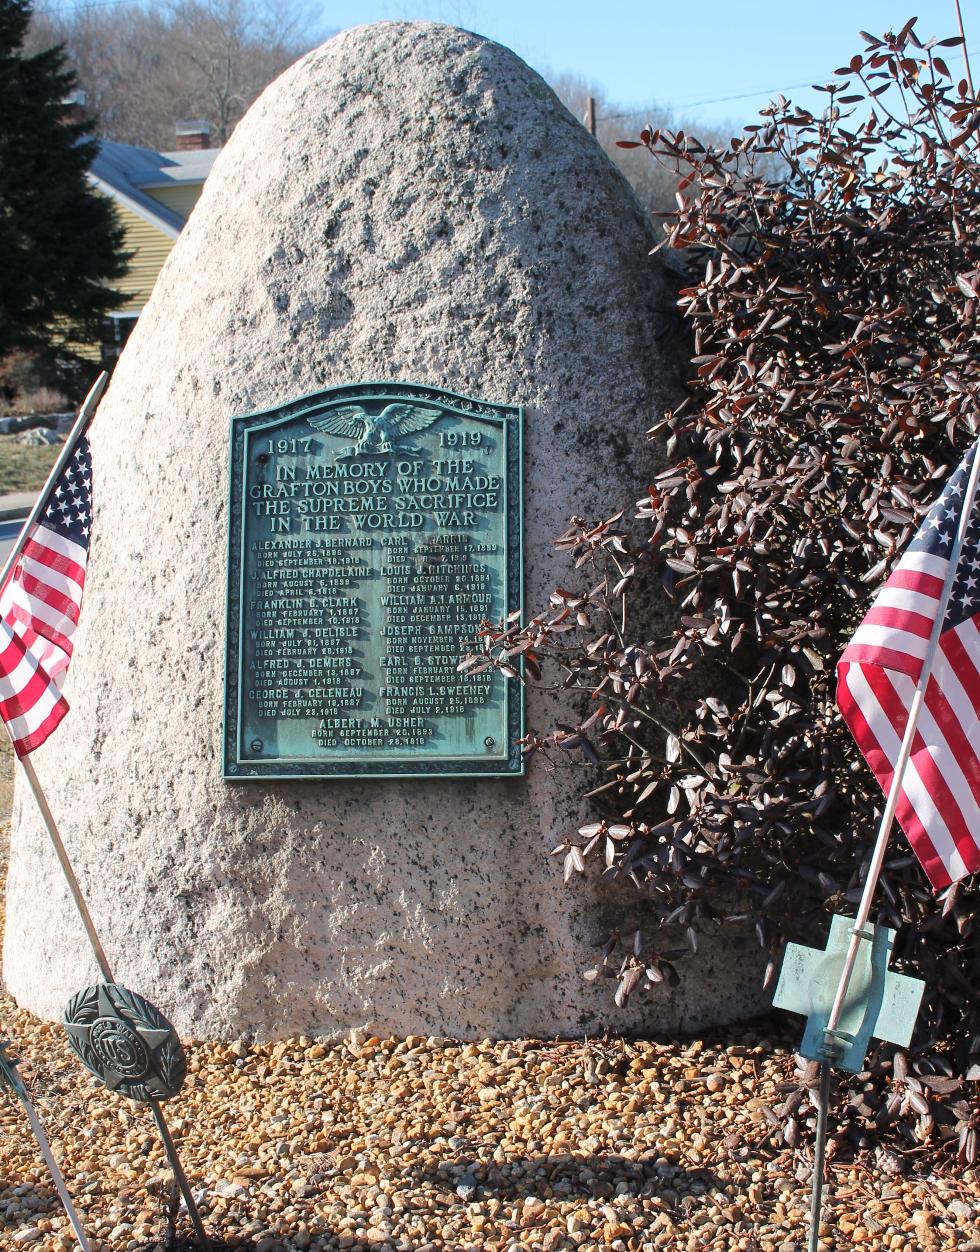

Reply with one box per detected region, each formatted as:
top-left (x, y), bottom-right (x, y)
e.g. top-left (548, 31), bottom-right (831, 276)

top-left (0, 815), bottom-right (974, 1251)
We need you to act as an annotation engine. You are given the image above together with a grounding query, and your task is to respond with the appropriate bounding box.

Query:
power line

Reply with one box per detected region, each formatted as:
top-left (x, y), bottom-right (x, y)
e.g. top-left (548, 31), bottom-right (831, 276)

top-left (601, 79), bottom-right (828, 124)
top-left (599, 49), bottom-right (980, 126)
top-left (678, 79), bottom-right (825, 112)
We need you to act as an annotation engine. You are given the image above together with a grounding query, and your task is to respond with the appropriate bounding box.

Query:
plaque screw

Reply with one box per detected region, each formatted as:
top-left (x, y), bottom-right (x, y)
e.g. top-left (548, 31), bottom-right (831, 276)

top-left (484, 737), bottom-right (495, 749)
top-left (250, 738), bottom-right (264, 752)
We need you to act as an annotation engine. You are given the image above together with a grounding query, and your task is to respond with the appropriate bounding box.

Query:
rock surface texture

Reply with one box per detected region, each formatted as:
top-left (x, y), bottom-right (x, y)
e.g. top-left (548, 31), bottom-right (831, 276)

top-left (4, 22), bottom-right (768, 1038)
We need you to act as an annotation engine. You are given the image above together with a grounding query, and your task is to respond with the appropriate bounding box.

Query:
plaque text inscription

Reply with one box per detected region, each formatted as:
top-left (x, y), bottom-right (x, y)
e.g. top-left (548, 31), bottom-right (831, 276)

top-left (224, 383), bottom-right (523, 777)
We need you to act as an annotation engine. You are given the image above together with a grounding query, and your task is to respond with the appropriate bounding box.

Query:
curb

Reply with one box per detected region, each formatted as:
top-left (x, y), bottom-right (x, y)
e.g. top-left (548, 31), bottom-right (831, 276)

top-left (0, 509), bottom-right (29, 525)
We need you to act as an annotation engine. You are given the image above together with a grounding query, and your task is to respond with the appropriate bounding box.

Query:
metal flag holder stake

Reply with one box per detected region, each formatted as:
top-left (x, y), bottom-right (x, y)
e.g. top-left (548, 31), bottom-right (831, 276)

top-left (774, 439), bottom-right (980, 1252)
top-left (62, 981), bottom-right (208, 1249)
top-left (0, 372), bottom-right (211, 1251)
top-left (0, 1039), bottom-right (93, 1250)
top-left (774, 917), bottom-right (925, 1250)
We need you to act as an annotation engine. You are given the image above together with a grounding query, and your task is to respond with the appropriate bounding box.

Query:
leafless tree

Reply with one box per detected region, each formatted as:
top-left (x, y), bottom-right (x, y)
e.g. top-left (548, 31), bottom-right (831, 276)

top-left (547, 73), bottom-right (686, 222)
top-left (27, 0), bottom-right (322, 149)
top-left (548, 72), bottom-right (769, 231)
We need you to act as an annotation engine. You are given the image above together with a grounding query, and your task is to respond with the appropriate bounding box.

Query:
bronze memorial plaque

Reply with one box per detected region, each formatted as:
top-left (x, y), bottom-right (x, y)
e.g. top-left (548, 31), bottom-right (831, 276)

top-left (224, 382), bottom-right (523, 778)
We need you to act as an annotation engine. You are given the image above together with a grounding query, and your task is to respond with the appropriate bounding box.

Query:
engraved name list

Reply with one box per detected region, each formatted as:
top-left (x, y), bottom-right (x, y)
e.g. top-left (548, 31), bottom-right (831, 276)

top-left (224, 384), bottom-right (523, 778)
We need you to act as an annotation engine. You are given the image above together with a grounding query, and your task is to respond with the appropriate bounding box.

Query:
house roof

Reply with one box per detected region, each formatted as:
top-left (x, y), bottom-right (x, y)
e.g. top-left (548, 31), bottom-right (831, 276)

top-left (89, 139), bottom-right (221, 239)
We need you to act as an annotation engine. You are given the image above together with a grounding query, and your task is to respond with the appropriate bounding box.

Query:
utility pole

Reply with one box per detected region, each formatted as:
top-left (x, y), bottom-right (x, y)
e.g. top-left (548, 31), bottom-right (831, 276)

top-left (585, 96), bottom-right (596, 137)
top-left (954, 0), bottom-right (975, 98)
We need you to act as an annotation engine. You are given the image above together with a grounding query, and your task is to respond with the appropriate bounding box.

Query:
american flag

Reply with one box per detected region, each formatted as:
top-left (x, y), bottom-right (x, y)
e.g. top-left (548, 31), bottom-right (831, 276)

top-left (0, 438), bottom-right (92, 756)
top-left (837, 441), bottom-right (980, 891)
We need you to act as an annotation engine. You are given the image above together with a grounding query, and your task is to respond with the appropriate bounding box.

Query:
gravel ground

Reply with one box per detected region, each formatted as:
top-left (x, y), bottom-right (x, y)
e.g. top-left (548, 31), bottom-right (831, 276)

top-left (0, 794), bottom-right (977, 1251)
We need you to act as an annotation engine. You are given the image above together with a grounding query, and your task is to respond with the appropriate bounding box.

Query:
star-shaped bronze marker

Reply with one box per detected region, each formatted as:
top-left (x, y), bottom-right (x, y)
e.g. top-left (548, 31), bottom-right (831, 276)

top-left (63, 982), bottom-right (185, 1102)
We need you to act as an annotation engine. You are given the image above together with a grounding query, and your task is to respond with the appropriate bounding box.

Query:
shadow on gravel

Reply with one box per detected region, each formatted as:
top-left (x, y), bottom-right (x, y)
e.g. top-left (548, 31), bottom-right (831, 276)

top-left (135, 1237), bottom-right (332, 1252)
top-left (416, 1151), bottom-right (725, 1201)
top-left (137, 1237), bottom-right (401, 1252)
top-left (129, 1153), bottom-right (725, 1250)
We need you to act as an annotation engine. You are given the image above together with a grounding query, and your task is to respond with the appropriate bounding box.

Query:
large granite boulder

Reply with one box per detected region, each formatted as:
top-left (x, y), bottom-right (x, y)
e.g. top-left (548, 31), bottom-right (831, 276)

top-left (4, 21), bottom-right (768, 1038)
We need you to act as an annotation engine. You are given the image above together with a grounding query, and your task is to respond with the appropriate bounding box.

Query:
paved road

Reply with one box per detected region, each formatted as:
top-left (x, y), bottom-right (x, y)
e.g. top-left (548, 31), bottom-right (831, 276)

top-left (0, 518), bottom-right (26, 566)
top-left (0, 493), bottom-right (38, 519)
top-left (0, 492), bottom-right (37, 567)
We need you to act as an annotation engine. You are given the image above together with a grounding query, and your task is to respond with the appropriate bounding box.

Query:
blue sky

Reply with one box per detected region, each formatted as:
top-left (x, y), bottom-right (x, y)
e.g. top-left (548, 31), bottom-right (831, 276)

top-left (313, 1), bottom-right (975, 132)
top-left (46, 1), bottom-right (977, 135)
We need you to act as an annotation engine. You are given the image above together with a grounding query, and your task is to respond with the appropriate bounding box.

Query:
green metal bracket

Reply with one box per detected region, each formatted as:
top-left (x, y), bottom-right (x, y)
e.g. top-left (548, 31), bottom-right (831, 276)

top-left (773, 913), bottom-right (925, 1073)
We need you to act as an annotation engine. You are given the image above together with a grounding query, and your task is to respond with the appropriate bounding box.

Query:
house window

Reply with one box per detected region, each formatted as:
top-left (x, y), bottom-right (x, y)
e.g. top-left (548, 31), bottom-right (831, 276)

top-left (102, 313), bottom-right (139, 362)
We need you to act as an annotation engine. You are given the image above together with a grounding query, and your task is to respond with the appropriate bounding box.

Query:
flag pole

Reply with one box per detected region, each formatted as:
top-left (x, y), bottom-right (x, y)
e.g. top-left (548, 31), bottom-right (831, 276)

top-left (16, 755), bottom-right (112, 981)
top-left (0, 371), bottom-right (113, 979)
top-left (806, 1060), bottom-right (832, 1252)
top-left (0, 369), bottom-right (210, 1250)
top-left (823, 439), bottom-right (980, 1051)
top-left (0, 371), bottom-right (107, 597)
top-left (805, 438), bottom-right (980, 1251)
top-left (0, 1041), bottom-right (93, 1250)
top-left (11, 740), bottom-right (211, 1252)
top-left (19, 1087), bottom-right (93, 1251)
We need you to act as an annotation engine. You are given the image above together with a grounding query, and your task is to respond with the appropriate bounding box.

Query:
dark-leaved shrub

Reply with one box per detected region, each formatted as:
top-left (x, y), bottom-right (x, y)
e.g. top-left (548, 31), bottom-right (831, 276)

top-left (466, 19), bottom-right (980, 1161)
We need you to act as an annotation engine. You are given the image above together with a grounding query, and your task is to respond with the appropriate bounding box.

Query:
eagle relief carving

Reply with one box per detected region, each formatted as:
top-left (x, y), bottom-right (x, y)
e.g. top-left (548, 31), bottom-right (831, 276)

top-left (308, 403), bottom-right (443, 458)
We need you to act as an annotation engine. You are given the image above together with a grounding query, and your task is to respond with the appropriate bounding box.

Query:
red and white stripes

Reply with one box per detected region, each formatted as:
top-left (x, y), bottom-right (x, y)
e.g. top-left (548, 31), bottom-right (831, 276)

top-left (838, 549), bottom-right (980, 890)
top-left (0, 522), bottom-right (88, 757)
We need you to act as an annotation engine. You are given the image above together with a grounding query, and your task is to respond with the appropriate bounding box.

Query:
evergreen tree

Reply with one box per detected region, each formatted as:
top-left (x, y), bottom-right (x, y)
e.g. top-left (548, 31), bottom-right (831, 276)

top-left (0, 0), bottom-right (126, 358)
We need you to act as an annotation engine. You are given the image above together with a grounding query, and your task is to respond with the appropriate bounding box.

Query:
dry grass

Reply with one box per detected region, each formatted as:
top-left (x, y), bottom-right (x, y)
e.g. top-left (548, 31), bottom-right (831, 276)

top-left (0, 385), bottom-right (68, 418)
top-left (0, 436), bottom-right (60, 495)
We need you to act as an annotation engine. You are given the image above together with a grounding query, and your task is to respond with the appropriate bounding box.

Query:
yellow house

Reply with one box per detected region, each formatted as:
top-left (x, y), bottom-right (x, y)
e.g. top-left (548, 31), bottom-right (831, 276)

top-left (88, 123), bottom-right (220, 358)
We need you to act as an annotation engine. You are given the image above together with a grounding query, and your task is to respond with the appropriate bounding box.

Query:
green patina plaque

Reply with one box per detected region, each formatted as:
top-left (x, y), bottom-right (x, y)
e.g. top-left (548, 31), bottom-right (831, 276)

top-left (224, 382), bottom-right (523, 778)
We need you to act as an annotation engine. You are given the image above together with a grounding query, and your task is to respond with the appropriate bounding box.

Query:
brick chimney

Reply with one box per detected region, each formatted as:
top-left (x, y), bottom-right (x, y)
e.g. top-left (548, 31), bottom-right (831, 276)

top-left (174, 120), bottom-right (211, 151)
